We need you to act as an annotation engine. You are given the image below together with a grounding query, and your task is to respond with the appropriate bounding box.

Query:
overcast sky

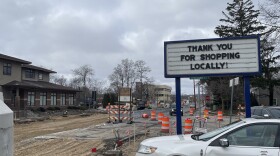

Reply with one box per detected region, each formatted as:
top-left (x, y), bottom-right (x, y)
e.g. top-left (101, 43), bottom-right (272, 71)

top-left (0, 0), bottom-right (260, 94)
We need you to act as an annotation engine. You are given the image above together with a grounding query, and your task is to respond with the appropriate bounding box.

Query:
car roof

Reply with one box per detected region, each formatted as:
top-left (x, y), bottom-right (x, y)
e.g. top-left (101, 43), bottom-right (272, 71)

top-left (242, 118), bottom-right (280, 124)
top-left (251, 106), bottom-right (280, 109)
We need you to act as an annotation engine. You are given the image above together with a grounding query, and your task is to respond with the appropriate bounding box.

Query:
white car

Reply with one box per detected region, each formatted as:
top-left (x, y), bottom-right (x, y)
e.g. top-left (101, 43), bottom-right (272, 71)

top-left (136, 118), bottom-right (280, 156)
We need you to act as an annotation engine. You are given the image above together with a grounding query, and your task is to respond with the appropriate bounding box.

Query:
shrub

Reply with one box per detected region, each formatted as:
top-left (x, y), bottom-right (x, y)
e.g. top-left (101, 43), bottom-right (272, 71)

top-left (67, 106), bottom-right (79, 110)
top-left (37, 107), bottom-right (46, 112)
top-left (54, 107), bottom-right (61, 110)
top-left (47, 107), bottom-right (55, 111)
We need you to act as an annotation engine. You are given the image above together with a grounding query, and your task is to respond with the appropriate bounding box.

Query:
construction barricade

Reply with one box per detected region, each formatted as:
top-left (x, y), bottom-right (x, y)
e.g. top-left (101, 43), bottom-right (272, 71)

top-left (107, 104), bottom-right (133, 123)
top-left (161, 116), bottom-right (169, 133)
top-left (158, 112), bottom-right (164, 124)
top-left (150, 110), bottom-right (157, 121)
top-left (184, 118), bottom-right (193, 134)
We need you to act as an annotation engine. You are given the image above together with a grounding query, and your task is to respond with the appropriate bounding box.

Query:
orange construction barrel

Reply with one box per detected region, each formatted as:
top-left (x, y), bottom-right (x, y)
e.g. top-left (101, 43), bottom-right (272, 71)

top-left (184, 118), bottom-right (193, 134)
top-left (161, 116), bottom-right (170, 133)
top-left (217, 111), bottom-right (223, 121)
top-left (158, 112), bottom-right (164, 124)
top-left (150, 110), bottom-right (156, 121)
top-left (203, 109), bottom-right (209, 119)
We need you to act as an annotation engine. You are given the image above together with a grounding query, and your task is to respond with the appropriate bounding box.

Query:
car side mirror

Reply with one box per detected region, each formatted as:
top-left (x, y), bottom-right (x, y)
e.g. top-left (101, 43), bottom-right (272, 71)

top-left (219, 138), bottom-right (229, 147)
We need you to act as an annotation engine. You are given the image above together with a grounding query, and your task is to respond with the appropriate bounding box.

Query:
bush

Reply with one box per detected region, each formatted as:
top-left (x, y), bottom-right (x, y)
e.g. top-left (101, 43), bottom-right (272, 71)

top-left (37, 107), bottom-right (46, 112)
top-left (54, 107), bottom-right (61, 110)
top-left (79, 106), bottom-right (87, 110)
top-left (47, 107), bottom-right (55, 111)
top-left (67, 106), bottom-right (79, 110)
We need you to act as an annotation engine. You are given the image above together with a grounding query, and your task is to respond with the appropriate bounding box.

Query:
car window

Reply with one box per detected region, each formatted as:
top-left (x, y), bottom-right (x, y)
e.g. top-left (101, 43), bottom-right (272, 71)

top-left (225, 124), bottom-right (278, 147)
top-left (199, 120), bottom-right (244, 141)
top-left (254, 109), bottom-right (262, 116)
top-left (251, 108), bottom-right (255, 114)
top-left (262, 109), bottom-right (270, 116)
top-left (270, 109), bottom-right (280, 118)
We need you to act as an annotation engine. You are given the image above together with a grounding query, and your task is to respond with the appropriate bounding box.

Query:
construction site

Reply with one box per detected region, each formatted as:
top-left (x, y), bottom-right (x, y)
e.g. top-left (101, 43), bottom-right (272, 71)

top-left (11, 104), bottom-right (235, 156)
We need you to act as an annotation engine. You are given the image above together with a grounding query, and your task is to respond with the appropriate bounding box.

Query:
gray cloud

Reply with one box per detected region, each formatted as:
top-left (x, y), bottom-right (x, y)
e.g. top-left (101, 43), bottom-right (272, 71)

top-left (0, 0), bottom-right (260, 94)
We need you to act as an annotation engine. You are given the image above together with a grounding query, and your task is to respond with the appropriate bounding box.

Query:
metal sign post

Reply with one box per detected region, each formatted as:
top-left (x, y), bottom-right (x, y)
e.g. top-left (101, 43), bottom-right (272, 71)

top-left (175, 78), bottom-right (182, 134)
top-left (229, 77), bottom-right (239, 123)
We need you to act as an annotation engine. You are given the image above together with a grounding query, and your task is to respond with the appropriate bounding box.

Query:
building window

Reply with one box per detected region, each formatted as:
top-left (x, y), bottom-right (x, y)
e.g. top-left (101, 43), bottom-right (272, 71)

top-left (28, 92), bottom-right (35, 106)
top-left (25, 69), bottom-right (35, 78)
top-left (38, 73), bottom-right (43, 80)
top-left (40, 92), bottom-right (47, 106)
top-left (61, 93), bottom-right (65, 106)
top-left (3, 63), bottom-right (11, 75)
top-left (69, 94), bottom-right (74, 105)
top-left (273, 99), bottom-right (277, 106)
top-left (51, 93), bottom-right (57, 106)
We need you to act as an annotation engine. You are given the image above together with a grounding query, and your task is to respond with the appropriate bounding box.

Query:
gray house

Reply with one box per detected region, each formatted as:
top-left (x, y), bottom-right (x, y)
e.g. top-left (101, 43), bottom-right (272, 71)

top-left (0, 53), bottom-right (78, 111)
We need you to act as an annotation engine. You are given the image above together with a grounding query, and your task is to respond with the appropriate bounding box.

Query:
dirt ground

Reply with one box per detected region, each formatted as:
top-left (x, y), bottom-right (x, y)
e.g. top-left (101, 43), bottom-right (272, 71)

top-left (15, 113), bottom-right (109, 156)
top-left (14, 112), bottom-right (146, 156)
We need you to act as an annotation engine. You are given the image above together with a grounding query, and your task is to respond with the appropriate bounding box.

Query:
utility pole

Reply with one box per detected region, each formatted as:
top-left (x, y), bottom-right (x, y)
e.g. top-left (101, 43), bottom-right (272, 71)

top-left (193, 80), bottom-right (196, 110)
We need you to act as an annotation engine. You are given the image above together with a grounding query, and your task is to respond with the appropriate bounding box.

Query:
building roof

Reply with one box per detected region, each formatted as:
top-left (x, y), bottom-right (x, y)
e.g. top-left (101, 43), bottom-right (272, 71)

top-left (22, 64), bottom-right (57, 73)
top-left (3, 80), bottom-right (79, 92)
top-left (0, 53), bottom-right (31, 64)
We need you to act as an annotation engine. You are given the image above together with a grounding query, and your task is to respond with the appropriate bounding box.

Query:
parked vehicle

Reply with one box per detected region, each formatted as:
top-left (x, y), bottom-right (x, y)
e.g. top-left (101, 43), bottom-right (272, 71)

top-left (136, 118), bottom-right (280, 156)
top-left (169, 104), bottom-right (183, 116)
top-left (251, 106), bottom-right (280, 119)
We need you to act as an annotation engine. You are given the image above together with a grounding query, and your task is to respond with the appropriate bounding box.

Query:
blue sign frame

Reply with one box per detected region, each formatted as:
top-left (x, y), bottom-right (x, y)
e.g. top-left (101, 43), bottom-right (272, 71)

top-left (164, 35), bottom-right (261, 78)
top-left (164, 35), bottom-right (261, 135)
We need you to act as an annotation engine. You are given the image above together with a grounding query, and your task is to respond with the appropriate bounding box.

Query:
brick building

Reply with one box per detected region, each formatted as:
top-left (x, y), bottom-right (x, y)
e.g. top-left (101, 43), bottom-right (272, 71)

top-left (0, 53), bottom-right (79, 111)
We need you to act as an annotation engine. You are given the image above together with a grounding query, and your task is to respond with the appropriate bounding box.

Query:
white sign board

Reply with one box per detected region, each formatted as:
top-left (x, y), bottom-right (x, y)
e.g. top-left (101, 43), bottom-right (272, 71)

top-left (119, 88), bottom-right (131, 102)
top-left (120, 96), bottom-right (130, 102)
top-left (230, 77), bottom-right (240, 87)
top-left (164, 36), bottom-right (260, 78)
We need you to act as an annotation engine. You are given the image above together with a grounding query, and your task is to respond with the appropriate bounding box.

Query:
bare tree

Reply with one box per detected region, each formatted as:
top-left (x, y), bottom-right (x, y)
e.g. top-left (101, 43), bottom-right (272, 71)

top-left (135, 60), bottom-right (151, 99)
top-left (109, 59), bottom-right (135, 91)
top-left (50, 74), bottom-right (68, 86)
top-left (72, 64), bottom-right (94, 88)
top-left (260, 0), bottom-right (280, 33)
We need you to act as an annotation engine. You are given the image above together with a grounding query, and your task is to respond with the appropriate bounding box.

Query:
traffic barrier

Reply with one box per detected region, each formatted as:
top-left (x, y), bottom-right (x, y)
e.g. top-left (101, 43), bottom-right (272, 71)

top-left (158, 112), bottom-right (164, 124)
top-left (150, 110), bottom-right (157, 121)
top-left (107, 104), bottom-right (133, 122)
top-left (189, 108), bottom-right (194, 116)
top-left (184, 118), bottom-right (193, 134)
top-left (203, 109), bottom-right (209, 119)
top-left (217, 111), bottom-right (223, 121)
top-left (161, 116), bottom-right (169, 133)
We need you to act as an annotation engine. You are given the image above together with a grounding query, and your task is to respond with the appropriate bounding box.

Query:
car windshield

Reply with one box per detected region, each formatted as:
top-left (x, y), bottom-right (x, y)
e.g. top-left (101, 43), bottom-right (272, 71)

top-left (198, 120), bottom-right (244, 141)
top-left (270, 108), bottom-right (280, 118)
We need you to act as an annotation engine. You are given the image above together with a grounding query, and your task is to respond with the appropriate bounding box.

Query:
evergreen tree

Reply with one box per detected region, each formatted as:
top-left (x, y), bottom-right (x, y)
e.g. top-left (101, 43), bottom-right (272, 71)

top-left (215, 0), bottom-right (266, 37)
top-left (209, 0), bottom-right (276, 108)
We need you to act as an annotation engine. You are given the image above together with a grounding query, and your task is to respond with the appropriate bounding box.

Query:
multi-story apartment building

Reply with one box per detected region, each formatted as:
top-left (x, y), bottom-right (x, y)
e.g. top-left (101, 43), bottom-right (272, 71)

top-left (135, 82), bottom-right (172, 105)
top-left (0, 53), bottom-right (78, 111)
top-left (154, 85), bottom-right (172, 104)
